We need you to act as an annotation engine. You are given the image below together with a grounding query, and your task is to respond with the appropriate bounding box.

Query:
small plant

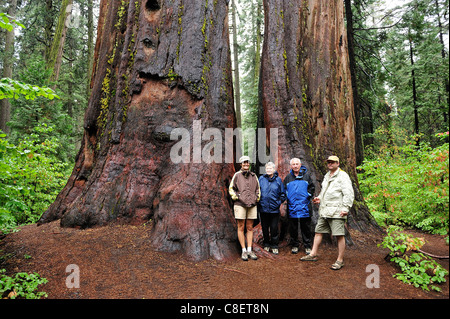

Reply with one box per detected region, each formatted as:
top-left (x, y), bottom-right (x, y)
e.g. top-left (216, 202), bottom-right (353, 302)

top-left (0, 269), bottom-right (48, 299)
top-left (379, 226), bottom-right (448, 292)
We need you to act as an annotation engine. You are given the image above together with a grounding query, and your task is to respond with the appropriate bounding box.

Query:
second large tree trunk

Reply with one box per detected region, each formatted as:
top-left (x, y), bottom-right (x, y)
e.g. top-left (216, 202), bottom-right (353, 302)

top-left (260, 0), bottom-right (381, 241)
top-left (38, 0), bottom-right (238, 261)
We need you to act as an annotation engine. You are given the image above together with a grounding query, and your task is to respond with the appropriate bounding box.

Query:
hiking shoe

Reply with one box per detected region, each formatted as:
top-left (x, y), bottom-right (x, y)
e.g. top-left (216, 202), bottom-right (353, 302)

top-left (305, 248), bottom-right (312, 255)
top-left (241, 251), bottom-right (248, 261)
top-left (247, 250), bottom-right (258, 260)
top-left (291, 247), bottom-right (299, 254)
top-left (272, 248), bottom-right (279, 255)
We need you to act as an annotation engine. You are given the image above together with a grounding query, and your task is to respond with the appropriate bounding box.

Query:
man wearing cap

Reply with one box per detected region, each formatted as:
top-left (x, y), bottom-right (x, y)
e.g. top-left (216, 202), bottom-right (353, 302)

top-left (229, 156), bottom-right (261, 261)
top-left (300, 156), bottom-right (354, 270)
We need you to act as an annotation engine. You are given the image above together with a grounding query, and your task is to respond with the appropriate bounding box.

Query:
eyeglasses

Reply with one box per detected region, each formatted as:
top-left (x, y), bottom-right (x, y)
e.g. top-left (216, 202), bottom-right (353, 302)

top-left (327, 161), bottom-right (337, 164)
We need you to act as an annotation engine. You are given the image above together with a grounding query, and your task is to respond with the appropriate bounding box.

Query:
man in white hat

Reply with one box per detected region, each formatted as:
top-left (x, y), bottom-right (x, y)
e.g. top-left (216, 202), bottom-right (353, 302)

top-left (300, 155), bottom-right (354, 270)
top-left (229, 156), bottom-right (261, 261)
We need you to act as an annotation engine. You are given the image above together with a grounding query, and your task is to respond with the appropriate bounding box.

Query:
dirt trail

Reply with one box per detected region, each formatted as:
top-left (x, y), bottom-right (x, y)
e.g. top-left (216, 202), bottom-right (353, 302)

top-left (1, 221), bottom-right (448, 300)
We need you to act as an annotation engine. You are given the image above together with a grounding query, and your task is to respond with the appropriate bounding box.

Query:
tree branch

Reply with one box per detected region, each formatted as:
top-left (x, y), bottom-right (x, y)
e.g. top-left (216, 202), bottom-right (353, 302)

top-left (417, 249), bottom-right (449, 259)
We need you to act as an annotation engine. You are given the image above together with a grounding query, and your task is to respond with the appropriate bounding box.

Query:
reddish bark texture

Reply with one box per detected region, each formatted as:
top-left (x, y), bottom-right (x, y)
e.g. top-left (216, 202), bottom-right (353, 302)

top-left (260, 0), bottom-right (381, 238)
top-left (39, 0), bottom-right (381, 262)
top-left (38, 0), bottom-right (238, 261)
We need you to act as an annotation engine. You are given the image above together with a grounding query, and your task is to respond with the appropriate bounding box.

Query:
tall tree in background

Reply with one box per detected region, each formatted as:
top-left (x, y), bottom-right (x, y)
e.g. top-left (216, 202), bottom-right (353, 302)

top-left (344, 0), bottom-right (364, 166)
top-left (434, 0), bottom-right (449, 122)
top-left (349, 0), bottom-right (389, 150)
top-left (230, 0), bottom-right (242, 127)
top-left (38, 0), bottom-right (238, 261)
top-left (231, 0), bottom-right (263, 157)
top-left (383, 0), bottom-right (449, 145)
top-left (3, 0), bottom-right (98, 162)
top-left (260, 0), bottom-right (381, 240)
top-left (86, 0), bottom-right (95, 99)
top-left (46, 0), bottom-right (73, 86)
top-left (0, 0), bottom-right (18, 134)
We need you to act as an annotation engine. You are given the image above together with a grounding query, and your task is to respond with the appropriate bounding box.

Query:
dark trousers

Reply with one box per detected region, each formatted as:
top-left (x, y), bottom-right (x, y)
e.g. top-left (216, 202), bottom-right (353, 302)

top-left (289, 217), bottom-right (312, 249)
top-left (260, 212), bottom-right (280, 248)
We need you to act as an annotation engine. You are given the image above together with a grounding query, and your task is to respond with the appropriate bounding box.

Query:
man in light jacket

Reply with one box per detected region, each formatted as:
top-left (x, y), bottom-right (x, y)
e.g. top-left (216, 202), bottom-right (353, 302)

top-left (300, 156), bottom-right (354, 270)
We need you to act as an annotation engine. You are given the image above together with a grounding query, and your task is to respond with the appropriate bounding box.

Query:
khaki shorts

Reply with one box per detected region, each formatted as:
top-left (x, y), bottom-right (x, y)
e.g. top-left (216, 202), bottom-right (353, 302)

top-left (234, 205), bottom-right (258, 220)
top-left (315, 216), bottom-right (346, 236)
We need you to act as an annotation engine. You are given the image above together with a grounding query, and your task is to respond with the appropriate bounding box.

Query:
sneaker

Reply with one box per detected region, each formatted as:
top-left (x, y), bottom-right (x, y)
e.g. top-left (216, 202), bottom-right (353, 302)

top-left (264, 246), bottom-right (270, 252)
top-left (272, 248), bottom-right (279, 255)
top-left (247, 250), bottom-right (258, 260)
top-left (291, 247), bottom-right (299, 254)
top-left (241, 251), bottom-right (248, 261)
top-left (305, 248), bottom-right (312, 255)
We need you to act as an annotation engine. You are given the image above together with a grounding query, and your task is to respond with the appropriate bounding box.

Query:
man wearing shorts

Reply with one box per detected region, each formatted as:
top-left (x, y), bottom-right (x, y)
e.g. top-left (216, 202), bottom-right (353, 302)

top-left (229, 156), bottom-right (261, 261)
top-left (300, 156), bottom-right (354, 270)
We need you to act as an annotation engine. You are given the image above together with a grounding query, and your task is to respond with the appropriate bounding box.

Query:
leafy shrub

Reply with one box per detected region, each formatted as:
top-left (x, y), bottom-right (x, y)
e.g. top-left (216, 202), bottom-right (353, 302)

top-left (358, 131), bottom-right (449, 235)
top-left (379, 226), bottom-right (448, 292)
top-left (0, 269), bottom-right (48, 299)
top-left (0, 124), bottom-right (71, 233)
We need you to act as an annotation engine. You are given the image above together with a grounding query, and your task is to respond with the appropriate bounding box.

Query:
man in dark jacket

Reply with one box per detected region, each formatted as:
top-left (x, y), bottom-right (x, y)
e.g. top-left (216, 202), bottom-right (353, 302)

top-left (283, 158), bottom-right (315, 254)
top-left (258, 162), bottom-right (286, 254)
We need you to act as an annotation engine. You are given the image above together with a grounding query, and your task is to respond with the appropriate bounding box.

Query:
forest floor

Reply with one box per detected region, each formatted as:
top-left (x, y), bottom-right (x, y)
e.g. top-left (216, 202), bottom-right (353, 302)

top-left (0, 220), bottom-right (448, 300)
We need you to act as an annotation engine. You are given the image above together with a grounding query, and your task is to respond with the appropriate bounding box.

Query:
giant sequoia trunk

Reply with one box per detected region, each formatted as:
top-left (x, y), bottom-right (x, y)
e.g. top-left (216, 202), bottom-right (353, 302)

top-left (259, 0), bottom-right (382, 242)
top-left (38, 0), bottom-right (238, 261)
top-left (40, 0), bottom-right (381, 261)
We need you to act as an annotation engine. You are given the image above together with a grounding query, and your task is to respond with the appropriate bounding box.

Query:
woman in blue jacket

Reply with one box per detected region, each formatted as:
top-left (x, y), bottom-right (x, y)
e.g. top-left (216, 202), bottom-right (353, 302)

top-left (258, 162), bottom-right (286, 254)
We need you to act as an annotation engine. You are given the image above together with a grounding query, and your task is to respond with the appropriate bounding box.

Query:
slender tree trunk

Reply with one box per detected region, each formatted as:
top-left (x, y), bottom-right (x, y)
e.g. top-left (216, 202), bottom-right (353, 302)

top-left (0, 0), bottom-right (17, 135)
top-left (260, 0), bottom-right (382, 242)
top-left (39, 0), bottom-right (237, 261)
top-left (87, 0), bottom-right (95, 98)
top-left (409, 35), bottom-right (419, 138)
top-left (47, 0), bottom-right (73, 86)
top-left (344, 0), bottom-right (364, 166)
top-left (44, 0), bottom-right (54, 62)
top-left (231, 0), bottom-right (242, 127)
top-left (254, 0), bottom-right (262, 82)
top-left (66, 31), bottom-right (74, 118)
top-left (435, 0), bottom-right (449, 124)
top-left (361, 98), bottom-right (374, 146)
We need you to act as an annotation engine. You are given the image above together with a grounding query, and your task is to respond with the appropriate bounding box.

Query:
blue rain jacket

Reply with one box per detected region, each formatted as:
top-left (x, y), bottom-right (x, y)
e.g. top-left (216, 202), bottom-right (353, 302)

top-left (258, 172), bottom-right (286, 214)
top-left (283, 166), bottom-right (315, 218)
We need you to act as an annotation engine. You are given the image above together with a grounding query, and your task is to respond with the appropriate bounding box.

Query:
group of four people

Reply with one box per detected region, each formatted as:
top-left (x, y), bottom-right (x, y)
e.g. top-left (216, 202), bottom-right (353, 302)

top-left (229, 155), bottom-right (355, 270)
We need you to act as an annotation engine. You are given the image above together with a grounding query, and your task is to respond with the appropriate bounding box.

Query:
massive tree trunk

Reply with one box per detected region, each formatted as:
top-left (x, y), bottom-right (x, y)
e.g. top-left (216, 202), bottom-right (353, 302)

top-left (38, 0), bottom-right (238, 261)
top-left (259, 0), bottom-right (382, 243)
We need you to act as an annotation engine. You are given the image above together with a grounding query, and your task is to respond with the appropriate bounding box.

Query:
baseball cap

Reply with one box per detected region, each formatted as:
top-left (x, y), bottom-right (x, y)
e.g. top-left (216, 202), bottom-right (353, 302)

top-left (326, 155), bottom-right (340, 163)
top-left (239, 156), bottom-right (251, 163)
